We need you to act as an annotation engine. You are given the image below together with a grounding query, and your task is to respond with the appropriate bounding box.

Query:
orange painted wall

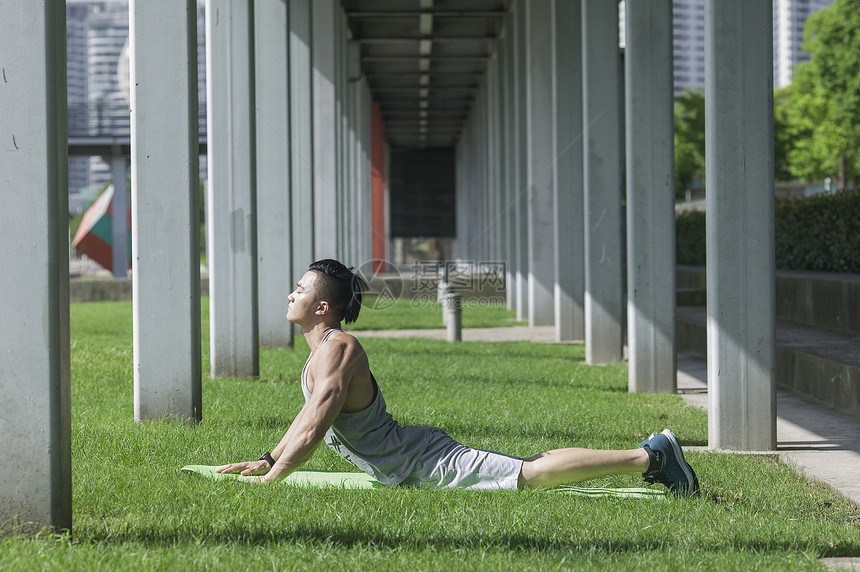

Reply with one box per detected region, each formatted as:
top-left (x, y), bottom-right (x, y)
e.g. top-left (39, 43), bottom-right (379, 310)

top-left (371, 101), bottom-right (386, 271)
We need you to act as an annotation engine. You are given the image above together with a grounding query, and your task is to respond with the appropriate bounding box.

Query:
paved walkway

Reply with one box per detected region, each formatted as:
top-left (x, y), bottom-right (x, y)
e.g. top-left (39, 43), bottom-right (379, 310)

top-left (354, 326), bottom-right (860, 508)
top-left (677, 354), bottom-right (860, 507)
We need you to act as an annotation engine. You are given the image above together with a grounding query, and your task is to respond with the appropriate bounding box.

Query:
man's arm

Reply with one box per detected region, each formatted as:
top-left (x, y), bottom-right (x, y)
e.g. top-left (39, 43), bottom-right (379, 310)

top-left (216, 338), bottom-right (361, 483)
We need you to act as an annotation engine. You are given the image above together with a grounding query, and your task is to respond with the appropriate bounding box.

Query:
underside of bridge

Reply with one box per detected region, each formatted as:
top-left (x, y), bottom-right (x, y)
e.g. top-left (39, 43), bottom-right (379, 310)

top-left (345, 0), bottom-right (510, 150)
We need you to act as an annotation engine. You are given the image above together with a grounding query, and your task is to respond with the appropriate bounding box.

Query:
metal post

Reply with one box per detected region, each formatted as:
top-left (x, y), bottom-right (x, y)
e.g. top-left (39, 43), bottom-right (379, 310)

top-left (444, 293), bottom-right (463, 342)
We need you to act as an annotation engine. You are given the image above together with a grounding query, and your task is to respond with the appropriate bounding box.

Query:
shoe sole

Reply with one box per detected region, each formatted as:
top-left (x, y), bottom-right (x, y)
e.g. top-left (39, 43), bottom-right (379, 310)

top-left (660, 429), bottom-right (698, 495)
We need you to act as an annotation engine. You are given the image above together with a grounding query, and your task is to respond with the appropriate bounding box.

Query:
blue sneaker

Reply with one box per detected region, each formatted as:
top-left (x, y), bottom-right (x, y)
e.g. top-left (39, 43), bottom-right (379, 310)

top-left (638, 432), bottom-right (656, 449)
top-left (639, 429), bottom-right (699, 496)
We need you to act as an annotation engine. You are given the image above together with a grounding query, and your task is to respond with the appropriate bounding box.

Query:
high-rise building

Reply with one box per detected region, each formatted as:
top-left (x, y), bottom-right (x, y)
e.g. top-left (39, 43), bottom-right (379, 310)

top-left (670, 0), bottom-right (707, 94)
top-left (773, 0), bottom-right (835, 89)
top-left (67, 3), bottom-right (91, 212)
top-left (84, 1), bottom-right (130, 188)
top-left (620, 0), bottom-right (835, 94)
top-left (66, 0), bottom-right (207, 211)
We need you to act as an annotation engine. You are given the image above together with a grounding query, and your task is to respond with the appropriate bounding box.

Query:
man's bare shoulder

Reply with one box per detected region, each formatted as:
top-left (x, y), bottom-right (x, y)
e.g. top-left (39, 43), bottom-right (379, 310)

top-left (312, 330), bottom-right (368, 372)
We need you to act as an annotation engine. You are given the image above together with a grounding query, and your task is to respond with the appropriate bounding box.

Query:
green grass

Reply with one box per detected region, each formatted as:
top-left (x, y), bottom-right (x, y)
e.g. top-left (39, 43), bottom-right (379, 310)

top-left (350, 295), bottom-right (525, 330)
top-left (2, 300), bottom-right (858, 570)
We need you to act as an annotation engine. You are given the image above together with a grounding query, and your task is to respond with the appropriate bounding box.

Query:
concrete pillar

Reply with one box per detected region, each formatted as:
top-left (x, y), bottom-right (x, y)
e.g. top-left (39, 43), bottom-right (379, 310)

top-left (0, 1), bottom-right (72, 533)
top-left (459, 124), bottom-right (468, 261)
top-left (487, 60), bottom-right (501, 264)
top-left (553, 0), bottom-right (585, 342)
top-left (705, 0), bottom-right (776, 450)
top-left (343, 36), bottom-right (355, 263)
top-left (312, 0), bottom-right (338, 260)
top-left (624, 0), bottom-right (676, 393)
top-left (461, 117), bottom-right (473, 261)
top-left (255, 0), bottom-right (293, 348)
top-left (206, 0), bottom-right (259, 377)
top-left (111, 157), bottom-right (130, 278)
top-left (335, 18), bottom-right (347, 261)
top-left (499, 24), bottom-right (516, 312)
top-left (289, 0), bottom-right (314, 287)
top-left (478, 84), bottom-right (489, 261)
top-left (582, 0), bottom-right (624, 364)
top-left (525, 0), bottom-right (555, 327)
top-left (358, 79), bottom-right (373, 264)
top-left (513, 0), bottom-right (529, 323)
top-left (130, 0), bottom-right (202, 420)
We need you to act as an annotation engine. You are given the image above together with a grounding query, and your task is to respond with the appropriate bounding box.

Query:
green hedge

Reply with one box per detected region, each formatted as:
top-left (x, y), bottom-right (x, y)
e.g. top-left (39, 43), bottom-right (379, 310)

top-left (676, 210), bottom-right (706, 266)
top-left (675, 190), bottom-right (860, 273)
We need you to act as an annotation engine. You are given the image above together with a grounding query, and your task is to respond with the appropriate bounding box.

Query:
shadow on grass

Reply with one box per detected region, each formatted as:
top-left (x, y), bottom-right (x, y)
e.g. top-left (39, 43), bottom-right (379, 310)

top-left (78, 522), bottom-right (860, 557)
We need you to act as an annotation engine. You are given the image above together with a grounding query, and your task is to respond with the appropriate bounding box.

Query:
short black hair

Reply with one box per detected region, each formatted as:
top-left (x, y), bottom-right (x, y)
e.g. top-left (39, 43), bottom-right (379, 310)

top-left (307, 259), bottom-right (368, 324)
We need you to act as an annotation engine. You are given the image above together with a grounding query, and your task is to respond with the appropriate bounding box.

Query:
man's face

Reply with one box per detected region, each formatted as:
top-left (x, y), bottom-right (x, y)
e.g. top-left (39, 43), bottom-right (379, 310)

top-left (286, 271), bottom-right (322, 324)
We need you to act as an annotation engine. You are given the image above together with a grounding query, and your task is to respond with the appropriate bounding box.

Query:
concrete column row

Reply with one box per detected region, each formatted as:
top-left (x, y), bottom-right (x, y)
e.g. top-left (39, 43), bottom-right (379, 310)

top-left (0, 0), bottom-right (376, 535)
top-left (0, 0), bottom-right (777, 536)
top-left (206, 0), bottom-right (374, 376)
top-left (455, 0), bottom-right (775, 450)
top-left (457, 0), bottom-right (592, 342)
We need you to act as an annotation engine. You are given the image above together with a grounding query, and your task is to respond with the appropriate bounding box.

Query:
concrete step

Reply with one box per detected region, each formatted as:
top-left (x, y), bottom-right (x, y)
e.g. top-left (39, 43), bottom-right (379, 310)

top-left (676, 265), bottom-right (860, 337)
top-left (677, 306), bottom-right (860, 421)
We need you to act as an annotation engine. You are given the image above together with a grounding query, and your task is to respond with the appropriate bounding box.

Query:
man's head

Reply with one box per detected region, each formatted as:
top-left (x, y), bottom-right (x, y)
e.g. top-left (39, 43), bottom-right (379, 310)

top-left (287, 259), bottom-right (367, 326)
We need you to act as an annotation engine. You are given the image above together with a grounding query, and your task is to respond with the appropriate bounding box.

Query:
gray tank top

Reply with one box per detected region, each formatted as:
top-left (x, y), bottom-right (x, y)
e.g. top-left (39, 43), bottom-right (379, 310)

top-left (301, 329), bottom-right (435, 485)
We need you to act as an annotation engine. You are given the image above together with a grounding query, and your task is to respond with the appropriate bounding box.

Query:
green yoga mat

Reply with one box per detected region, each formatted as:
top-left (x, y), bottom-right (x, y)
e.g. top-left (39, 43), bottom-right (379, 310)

top-left (181, 465), bottom-right (383, 489)
top-left (181, 466), bottom-right (667, 499)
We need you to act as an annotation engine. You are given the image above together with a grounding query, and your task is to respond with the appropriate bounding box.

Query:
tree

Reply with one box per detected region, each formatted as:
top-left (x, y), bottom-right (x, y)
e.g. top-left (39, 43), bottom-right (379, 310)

top-left (674, 89), bottom-right (705, 200)
top-left (783, 0), bottom-right (860, 188)
top-left (773, 87), bottom-right (796, 182)
top-left (675, 88), bottom-right (793, 194)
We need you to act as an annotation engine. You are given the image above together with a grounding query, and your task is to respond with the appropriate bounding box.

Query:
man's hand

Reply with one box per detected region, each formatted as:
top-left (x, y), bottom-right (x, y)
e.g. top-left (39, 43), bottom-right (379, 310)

top-left (215, 460), bottom-right (270, 476)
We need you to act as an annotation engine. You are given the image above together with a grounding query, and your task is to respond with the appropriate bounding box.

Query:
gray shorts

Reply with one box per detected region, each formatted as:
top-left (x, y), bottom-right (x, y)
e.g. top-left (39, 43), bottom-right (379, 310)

top-left (398, 428), bottom-right (523, 490)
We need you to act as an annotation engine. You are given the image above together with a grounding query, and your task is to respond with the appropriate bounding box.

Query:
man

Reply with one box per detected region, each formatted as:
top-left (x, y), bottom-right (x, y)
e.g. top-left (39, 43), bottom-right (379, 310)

top-left (217, 259), bottom-right (699, 495)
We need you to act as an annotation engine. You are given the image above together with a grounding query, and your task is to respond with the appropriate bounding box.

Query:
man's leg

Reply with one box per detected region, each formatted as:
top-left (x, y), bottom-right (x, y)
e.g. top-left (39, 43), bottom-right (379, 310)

top-left (518, 447), bottom-right (649, 489)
